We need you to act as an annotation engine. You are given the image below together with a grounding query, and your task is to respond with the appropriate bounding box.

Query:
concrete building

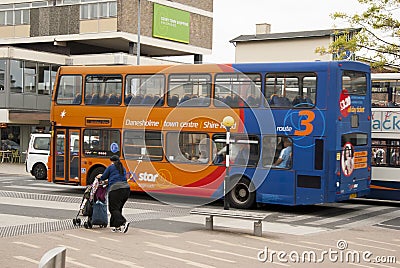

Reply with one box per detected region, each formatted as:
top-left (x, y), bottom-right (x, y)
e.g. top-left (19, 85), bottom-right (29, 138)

top-left (0, 0), bottom-right (213, 155)
top-left (230, 23), bottom-right (358, 63)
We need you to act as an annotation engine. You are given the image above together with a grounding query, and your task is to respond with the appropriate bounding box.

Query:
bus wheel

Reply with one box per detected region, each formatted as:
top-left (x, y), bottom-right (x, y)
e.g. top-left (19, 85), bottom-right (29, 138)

top-left (87, 167), bottom-right (105, 186)
top-left (228, 177), bottom-right (255, 209)
top-left (33, 163), bottom-right (47, 180)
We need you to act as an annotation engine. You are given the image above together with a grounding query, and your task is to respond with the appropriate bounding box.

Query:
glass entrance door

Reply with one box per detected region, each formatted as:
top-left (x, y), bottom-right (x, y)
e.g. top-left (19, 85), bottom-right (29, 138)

top-left (54, 128), bottom-right (80, 183)
top-left (69, 130), bottom-right (80, 182)
top-left (55, 130), bottom-right (65, 180)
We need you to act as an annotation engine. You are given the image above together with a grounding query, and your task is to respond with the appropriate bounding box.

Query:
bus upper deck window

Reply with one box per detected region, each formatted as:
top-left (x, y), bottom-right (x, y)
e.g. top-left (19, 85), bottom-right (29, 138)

top-left (265, 72), bottom-right (316, 108)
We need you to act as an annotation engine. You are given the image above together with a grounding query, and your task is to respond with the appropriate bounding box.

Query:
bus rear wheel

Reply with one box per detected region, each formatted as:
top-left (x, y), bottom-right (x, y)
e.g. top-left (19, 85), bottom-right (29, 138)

top-left (228, 177), bottom-right (256, 209)
top-left (33, 163), bottom-right (47, 180)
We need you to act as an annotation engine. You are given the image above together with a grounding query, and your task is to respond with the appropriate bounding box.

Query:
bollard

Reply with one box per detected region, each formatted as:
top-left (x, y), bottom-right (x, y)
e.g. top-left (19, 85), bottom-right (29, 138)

top-left (254, 220), bottom-right (262, 237)
top-left (38, 246), bottom-right (66, 268)
top-left (206, 216), bottom-right (214, 230)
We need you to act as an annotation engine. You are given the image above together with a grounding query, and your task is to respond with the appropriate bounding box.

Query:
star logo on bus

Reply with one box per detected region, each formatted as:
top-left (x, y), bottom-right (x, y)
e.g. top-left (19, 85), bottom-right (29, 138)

top-left (60, 110), bottom-right (66, 118)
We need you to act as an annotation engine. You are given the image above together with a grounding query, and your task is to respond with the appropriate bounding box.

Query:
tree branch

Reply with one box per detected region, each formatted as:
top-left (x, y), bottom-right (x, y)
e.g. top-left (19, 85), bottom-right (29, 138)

top-left (356, 22), bottom-right (399, 47)
top-left (357, 44), bottom-right (400, 57)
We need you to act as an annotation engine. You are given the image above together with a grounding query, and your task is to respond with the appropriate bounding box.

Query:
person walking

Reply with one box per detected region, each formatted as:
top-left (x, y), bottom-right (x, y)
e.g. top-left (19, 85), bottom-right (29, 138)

top-left (100, 155), bottom-right (131, 233)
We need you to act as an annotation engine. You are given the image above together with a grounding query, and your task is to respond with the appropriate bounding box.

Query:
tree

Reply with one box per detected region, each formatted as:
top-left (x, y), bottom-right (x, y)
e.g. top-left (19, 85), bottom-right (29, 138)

top-left (316, 0), bottom-right (400, 70)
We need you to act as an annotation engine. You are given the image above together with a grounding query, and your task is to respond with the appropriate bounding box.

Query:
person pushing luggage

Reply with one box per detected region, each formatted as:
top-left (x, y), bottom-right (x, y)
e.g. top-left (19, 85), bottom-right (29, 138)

top-left (100, 155), bottom-right (131, 233)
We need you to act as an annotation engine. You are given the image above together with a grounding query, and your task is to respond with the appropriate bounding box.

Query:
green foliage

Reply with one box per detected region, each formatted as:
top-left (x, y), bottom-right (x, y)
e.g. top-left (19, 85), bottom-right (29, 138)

top-left (317, 0), bottom-right (400, 70)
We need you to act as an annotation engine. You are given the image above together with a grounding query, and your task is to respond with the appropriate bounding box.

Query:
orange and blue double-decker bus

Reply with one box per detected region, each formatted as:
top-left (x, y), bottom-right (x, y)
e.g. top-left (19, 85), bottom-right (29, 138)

top-left (48, 61), bottom-right (371, 208)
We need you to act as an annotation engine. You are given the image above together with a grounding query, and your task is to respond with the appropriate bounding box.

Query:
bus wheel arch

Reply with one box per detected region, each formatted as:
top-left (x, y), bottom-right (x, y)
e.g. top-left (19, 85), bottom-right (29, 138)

top-left (228, 176), bottom-right (256, 209)
top-left (86, 165), bottom-right (106, 186)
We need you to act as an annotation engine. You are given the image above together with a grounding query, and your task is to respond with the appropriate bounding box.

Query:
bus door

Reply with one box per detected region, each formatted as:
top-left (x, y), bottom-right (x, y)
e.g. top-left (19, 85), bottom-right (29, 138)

top-left (54, 128), bottom-right (81, 183)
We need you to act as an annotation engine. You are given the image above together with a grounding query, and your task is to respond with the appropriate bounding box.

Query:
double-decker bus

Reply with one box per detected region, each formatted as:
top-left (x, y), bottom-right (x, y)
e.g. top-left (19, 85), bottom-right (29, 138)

top-left (48, 61), bottom-right (371, 208)
top-left (370, 72), bottom-right (400, 201)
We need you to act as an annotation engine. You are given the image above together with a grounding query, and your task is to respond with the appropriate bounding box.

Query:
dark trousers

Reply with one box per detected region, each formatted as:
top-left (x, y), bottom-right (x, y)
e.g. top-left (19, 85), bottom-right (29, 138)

top-left (108, 188), bottom-right (130, 227)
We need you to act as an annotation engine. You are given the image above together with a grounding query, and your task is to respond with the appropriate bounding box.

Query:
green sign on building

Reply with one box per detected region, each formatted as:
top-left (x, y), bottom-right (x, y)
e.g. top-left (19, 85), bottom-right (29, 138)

top-left (153, 3), bottom-right (190, 44)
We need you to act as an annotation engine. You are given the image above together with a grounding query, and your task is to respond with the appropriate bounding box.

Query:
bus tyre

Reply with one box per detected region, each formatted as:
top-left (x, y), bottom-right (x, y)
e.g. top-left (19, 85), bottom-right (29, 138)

top-left (87, 167), bottom-right (105, 186)
top-left (33, 163), bottom-right (47, 180)
top-left (228, 177), bottom-right (256, 209)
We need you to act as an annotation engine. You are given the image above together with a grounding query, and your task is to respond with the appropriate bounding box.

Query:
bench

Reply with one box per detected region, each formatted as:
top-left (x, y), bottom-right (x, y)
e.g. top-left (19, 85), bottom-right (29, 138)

top-left (190, 207), bottom-right (269, 237)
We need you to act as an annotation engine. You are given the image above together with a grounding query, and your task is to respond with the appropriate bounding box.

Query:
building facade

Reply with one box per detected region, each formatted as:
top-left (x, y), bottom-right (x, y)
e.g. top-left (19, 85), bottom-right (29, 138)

top-left (0, 0), bottom-right (213, 156)
top-left (230, 23), bottom-right (358, 63)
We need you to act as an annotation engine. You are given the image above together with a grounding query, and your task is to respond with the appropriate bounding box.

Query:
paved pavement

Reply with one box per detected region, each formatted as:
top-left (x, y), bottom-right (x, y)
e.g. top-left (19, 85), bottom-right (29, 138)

top-left (0, 163), bottom-right (399, 268)
top-left (0, 162), bottom-right (29, 176)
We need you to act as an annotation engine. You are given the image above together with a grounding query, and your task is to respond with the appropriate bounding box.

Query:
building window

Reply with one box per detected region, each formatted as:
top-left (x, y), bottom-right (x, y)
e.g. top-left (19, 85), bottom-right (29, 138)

top-left (14, 10), bottom-right (22, 24)
top-left (10, 60), bottom-right (23, 93)
top-left (32, 1), bottom-right (48, 8)
top-left (14, 3), bottom-right (29, 25)
top-left (333, 31), bottom-right (358, 61)
top-left (7, 60), bottom-right (58, 95)
top-left (0, 60), bottom-right (5, 91)
top-left (24, 61), bottom-right (37, 94)
top-left (0, 3), bottom-right (30, 26)
top-left (51, 65), bottom-right (59, 95)
top-left (1, 11), bottom-right (13, 26)
top-left (89, 3), bottom-right (98, 19)
top-left (0, 12), bottom-right (5, 26)
top-left (0, 5), bottom-right (12, 26)
top-left (38, 63), bottom-right (51, 95)
top-left (80, 1), bottom-right (117, 20)
top-left (0, 4), bottom-right (13, 9)
top-left (63, 0), bottom-right (80, 4)
top-left (109, 1), bottom-right (116, 17)
top-left (21, 9), bottom-right (29, 24)
top-left (80, 4), bottom-right (88, 19)
top-left (1, 126), bottom-right (20, 148)
top-left (99, 2), bottom-right (107, 18)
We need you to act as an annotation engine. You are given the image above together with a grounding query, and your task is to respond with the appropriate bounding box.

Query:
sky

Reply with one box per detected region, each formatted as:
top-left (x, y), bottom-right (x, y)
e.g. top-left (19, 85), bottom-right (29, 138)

top-left (202, 0), bottom-right (365, 64)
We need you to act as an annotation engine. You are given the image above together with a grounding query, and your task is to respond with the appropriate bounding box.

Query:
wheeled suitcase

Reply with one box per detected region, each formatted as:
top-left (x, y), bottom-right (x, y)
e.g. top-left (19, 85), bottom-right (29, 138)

top-left (73, 178), bottom-right (108, 229)
top-left (90, 200), bottom-right (108, 227)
